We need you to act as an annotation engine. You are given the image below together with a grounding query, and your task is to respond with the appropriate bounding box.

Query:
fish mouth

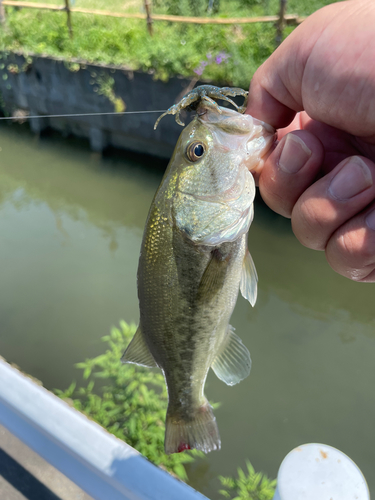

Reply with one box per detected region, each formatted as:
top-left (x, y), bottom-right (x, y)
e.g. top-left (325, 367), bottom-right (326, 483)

top-left (199, 103), bottom-right (275, 135)
top-left (198, 105), bottom-right (275, 171)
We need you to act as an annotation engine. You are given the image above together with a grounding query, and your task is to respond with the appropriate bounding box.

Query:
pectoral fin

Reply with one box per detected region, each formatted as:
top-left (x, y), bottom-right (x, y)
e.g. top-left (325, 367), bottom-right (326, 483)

top-left (197, 249), bottom-right (229, 301)
top-left (211, 325), bottom-right (251, 386)
top-left (240, 248), bottom-right (258, 307)
top-left (121, 325), bottom-right (158, 368)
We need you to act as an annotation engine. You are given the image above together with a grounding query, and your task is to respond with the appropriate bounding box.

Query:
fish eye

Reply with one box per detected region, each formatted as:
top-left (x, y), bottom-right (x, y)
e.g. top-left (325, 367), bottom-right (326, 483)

top-left (186, 141), bottom-right (206, 162)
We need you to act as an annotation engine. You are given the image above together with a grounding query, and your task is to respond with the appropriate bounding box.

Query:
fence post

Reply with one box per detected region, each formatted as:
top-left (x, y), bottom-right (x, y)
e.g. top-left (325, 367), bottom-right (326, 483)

top-left (144, 0), bottom-right (153, 35)
top-left (64, 0), bottom-right (73, 38)
top-left (276, 0), bottom-right (287, 45)
top-left (0, 0), bottom-right (5, 23)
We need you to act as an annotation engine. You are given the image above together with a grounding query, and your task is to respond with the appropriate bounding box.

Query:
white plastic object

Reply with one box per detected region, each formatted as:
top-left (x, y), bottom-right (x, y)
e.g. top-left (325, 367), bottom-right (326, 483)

top-left (273, 443), bottom-right (370, 500)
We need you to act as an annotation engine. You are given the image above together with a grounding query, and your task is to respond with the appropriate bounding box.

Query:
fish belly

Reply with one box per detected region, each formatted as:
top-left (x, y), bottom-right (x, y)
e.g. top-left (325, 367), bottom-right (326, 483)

top-left (138, 205), bottom-right (246, 453)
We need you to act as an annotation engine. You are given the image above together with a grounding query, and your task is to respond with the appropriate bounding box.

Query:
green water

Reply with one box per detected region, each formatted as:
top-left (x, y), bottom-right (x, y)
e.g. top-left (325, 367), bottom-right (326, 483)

top-left (0, 124), bottom-right (373, 498)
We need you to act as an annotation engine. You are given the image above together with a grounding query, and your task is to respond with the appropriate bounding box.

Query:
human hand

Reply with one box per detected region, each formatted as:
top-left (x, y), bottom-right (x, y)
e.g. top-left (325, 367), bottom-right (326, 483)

top-left (246, 0), bottom-right (375, 282)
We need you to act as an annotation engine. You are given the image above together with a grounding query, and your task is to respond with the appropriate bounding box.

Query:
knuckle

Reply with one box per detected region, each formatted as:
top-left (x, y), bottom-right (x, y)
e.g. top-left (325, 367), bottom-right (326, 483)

top-left (292, 198), bottom-right (327, 250)
top-left (337, 228), bottom-right (375, 265)
top-left (259, 172), bottom-right (293, 218)
top-left (327, 225), bottom-right (375, 281)
top-left (264, 184), bottom-right (292, 217)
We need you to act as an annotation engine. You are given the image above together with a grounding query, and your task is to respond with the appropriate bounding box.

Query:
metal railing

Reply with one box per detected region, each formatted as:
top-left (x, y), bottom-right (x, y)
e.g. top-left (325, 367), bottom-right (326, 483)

top-left (0, 358), bottom-right (208, 500)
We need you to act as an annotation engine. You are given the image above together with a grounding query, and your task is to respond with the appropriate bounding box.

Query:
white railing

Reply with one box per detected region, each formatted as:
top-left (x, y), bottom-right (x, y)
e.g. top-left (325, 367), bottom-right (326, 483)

top-left (0, 358), bottom-right (207, 500)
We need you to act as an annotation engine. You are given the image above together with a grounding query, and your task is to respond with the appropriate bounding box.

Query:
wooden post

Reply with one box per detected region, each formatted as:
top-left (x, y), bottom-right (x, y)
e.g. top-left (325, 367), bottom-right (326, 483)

top-left (64, 0), bottom-right (73, 38)
top-left (144, 0), bottom-right (152, 35)
top-left (276, 0), bottom-right (287, 46)
top-left (0, 0), bottom-right (5, 23)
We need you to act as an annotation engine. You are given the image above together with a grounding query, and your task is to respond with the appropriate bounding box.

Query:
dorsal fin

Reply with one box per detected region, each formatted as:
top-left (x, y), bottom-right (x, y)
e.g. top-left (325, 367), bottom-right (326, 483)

top-left (121, 325), bottom-right (158, 368)
top-left (211, 325), bottom-right (251, 386)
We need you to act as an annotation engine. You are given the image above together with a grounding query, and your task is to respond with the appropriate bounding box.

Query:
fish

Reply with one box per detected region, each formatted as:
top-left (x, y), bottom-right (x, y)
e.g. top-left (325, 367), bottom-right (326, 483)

top-left (122, 86), bottom-right (275, 454)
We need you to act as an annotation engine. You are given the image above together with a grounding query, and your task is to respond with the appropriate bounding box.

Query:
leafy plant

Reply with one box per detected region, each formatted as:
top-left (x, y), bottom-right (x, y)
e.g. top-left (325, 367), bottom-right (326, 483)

top-left (219, 460), bottom-right (276, 500)
top-left (91, 72), bottom-right (125, 112)
top-left (55, 321), bottom-right (201, 481)
top-left (162, 0), bottom-right (207, 16)
top-left (55, 321), bottom-right (277, 494)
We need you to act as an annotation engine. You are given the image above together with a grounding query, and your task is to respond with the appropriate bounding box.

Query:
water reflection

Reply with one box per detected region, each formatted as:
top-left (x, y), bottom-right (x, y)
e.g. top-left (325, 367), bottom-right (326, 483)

top-left (252, 198), bottom-right (375, 331)
top-left (0, 124), bottom-right (373, 498)
top-left (0, 125), bottom-right (164, 394)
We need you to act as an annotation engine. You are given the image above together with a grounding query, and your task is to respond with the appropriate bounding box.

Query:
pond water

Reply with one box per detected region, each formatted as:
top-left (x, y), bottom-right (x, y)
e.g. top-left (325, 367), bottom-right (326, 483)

top-left (0, 123), bottom-right (374, 498)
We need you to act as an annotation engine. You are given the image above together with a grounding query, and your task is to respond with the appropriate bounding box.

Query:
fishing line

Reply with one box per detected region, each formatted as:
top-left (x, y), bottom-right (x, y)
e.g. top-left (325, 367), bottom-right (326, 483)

top-left (0, 110), bottom-right (167, 120)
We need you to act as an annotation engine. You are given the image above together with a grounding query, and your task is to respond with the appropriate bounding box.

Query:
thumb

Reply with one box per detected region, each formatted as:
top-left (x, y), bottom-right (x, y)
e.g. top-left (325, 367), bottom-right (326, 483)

top-left (245, 2), bottom-right (348, 128)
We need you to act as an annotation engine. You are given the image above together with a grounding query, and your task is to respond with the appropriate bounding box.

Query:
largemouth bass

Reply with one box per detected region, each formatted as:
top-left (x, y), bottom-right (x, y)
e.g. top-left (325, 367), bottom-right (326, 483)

top-left (122, 86), bottom-right (274, 454)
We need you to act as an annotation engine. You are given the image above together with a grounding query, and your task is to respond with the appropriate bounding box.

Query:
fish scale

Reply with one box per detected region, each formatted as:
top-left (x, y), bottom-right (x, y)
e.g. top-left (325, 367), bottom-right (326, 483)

top-left (122, 86), bottom-right (275, 454)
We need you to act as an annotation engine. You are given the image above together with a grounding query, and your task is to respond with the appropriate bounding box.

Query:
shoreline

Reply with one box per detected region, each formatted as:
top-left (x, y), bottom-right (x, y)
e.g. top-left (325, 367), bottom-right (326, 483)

top-left (0, 51), bottom-right (211, 158)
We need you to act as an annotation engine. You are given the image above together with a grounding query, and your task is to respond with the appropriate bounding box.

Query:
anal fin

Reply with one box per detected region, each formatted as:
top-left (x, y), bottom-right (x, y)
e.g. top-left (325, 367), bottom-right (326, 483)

top-left (211, 325), bottom-right (251, 386)
top-left (121, 325), bottom-right (158, 368)
top-left (240, 248), bottom-right (258, 307)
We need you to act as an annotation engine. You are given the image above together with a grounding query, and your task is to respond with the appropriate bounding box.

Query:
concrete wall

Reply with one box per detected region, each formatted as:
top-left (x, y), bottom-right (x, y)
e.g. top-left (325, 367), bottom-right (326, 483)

top-left (0, 52), bottom-right (200, 158)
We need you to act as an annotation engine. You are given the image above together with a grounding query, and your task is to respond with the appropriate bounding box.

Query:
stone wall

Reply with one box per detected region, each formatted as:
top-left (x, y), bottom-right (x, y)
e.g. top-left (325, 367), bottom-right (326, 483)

top-left (0, 53), bottom-right (198, 158)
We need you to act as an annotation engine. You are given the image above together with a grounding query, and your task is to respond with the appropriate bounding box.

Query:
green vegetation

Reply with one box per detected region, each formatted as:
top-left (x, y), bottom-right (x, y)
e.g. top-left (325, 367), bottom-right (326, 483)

top-left (56, 321), bottom-right (276, 498)
top-left (5, 0), bottom-right (339, 17)
top-left (0, 0), bottom-right (339, 87)
top-left (219, 461), bottom-right (276, 500)
top-left (92, 72), bottom-right (126, 112)
top-left (0, 10), bottom-right (274, 87)
top-left (55, 321), bottom-right (199, 481)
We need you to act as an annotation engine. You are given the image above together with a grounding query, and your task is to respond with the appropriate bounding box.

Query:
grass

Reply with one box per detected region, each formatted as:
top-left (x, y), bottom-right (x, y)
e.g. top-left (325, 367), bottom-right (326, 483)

top-left (0, 0), bottom-right (340, 87)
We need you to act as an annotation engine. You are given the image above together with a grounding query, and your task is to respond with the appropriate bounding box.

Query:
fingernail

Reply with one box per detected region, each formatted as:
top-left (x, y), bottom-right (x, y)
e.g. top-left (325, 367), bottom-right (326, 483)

top-left (278, 134), bottom-right (312, 173)
top-left (366, 209), bottom-right (375, 230)
top-left (329, 157), bottom-right (373, 201)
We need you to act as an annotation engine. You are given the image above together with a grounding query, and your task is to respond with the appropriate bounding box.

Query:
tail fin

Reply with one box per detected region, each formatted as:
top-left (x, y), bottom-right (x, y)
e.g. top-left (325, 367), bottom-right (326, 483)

top-left (165, 401), bottom-right (221, 454)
